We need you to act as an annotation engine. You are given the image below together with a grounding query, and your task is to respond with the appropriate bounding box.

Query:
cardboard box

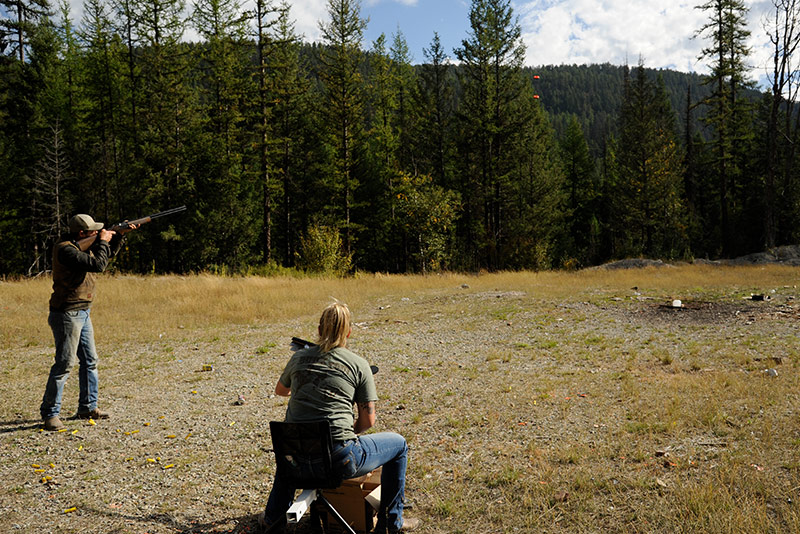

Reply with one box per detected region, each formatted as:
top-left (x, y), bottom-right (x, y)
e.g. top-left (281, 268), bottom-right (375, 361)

top-left (321, 468), bottom-right (381, 534)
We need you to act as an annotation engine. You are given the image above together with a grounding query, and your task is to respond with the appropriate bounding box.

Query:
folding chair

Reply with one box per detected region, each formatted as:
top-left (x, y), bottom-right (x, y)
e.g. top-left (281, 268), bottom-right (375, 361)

top-left (269, 420), bottom-right (357, 534)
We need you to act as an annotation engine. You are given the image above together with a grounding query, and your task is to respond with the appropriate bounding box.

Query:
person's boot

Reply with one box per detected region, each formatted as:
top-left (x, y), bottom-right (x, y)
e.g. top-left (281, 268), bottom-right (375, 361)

top-left (376, 517), bottom-right (421, 533)
top-left (43, 416), bottom-right (65, 431)
top-left (76, 408), bottom-right (110, 419)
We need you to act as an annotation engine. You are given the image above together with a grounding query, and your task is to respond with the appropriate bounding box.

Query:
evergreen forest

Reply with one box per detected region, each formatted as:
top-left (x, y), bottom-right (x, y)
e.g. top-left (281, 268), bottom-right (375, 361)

top-left (2, 0), bottom-right (800, 276)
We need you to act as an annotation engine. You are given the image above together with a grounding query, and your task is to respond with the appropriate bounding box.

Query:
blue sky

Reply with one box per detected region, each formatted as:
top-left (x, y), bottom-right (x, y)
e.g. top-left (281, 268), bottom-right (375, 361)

top-left (56, 0), bottom-right (774, 84)
top-left (360, 0), bottom-right (469, 63)
top-left (286, 0), bottom-right (774, 84)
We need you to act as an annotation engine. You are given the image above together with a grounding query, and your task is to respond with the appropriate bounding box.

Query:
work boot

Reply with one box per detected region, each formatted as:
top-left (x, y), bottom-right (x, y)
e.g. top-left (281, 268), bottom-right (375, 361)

top-left (76, 408), bottom-right (110, 419)
top-left (375, 517), bottom-right (421, 534)
top-left (43, 416), bottom-right (65, 431)
top-left (389, 517), bottom-right (421, 533)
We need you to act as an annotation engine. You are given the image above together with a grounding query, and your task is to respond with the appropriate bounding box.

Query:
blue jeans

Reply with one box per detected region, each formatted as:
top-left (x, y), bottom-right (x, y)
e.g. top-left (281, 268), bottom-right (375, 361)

top-left (40, 309), bottom-right (100, 419)
top-left (265, 432), bottom-right (408, 531)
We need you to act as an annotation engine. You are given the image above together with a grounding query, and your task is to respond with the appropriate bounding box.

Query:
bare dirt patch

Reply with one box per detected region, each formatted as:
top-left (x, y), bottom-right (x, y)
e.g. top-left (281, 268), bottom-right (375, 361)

top-left (621, 298), bottom-right (800, 326)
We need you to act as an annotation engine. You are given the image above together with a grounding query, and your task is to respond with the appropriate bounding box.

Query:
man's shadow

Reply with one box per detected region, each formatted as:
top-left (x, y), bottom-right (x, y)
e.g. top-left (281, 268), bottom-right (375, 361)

top-left (0, 419), bottom-right (42, 434)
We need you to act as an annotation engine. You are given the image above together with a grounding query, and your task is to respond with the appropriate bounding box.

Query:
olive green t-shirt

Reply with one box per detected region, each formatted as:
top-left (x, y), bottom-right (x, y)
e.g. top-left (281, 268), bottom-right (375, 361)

top-left (279, 346), bottom-right (378, 442)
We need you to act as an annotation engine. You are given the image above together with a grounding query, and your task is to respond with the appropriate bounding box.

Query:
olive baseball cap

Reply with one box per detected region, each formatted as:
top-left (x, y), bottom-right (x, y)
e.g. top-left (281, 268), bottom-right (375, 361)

top-left (69, 214), bottom-right (104, 233)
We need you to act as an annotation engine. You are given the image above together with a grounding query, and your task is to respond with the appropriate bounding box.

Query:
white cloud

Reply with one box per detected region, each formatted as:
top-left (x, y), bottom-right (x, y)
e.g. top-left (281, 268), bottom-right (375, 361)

top-left (62, 0), bottom-right (777, 85)
top-left (515, 0), bottom-right (774, 79)
top-left (64, 0), bottom-right (329, 44)
top-left (286, 0), bottom-right (328, 42)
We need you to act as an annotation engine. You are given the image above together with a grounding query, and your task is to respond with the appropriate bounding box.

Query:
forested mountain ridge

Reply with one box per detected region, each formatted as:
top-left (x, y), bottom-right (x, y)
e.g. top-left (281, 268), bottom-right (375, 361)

top-left (525, 63), bottom-right (764, 155)
top-left (1, 0), bottom-right (798, 276)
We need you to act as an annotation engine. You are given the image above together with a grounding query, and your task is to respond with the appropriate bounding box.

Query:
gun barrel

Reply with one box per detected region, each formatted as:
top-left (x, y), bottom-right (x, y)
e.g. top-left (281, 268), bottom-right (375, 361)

top-left (148, 205), bottom-right (187, 219)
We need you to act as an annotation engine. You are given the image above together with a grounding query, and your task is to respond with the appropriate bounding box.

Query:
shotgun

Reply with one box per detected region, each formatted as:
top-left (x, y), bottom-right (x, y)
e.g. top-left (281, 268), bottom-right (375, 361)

top-left (290, 337), bottom-right (379, 374)
top-left (76, 205), bottom-right (187, 251)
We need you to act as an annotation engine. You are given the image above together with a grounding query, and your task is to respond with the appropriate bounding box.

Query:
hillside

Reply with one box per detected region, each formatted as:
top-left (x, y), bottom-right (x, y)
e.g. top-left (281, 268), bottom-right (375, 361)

top-left (525, 63), bottom-right (765, 153)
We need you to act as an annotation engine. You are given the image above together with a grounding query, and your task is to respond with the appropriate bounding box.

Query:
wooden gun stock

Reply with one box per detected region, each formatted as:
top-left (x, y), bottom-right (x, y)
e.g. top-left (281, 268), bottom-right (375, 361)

top-left (76, 205), bottom-right (187, 251)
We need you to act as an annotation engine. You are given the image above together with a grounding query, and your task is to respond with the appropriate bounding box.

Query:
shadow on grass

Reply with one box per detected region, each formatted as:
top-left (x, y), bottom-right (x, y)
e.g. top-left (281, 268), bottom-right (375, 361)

top-left (80, 508), bottom-right (261, 533)
top-left (81, 507), bottom-right (320, 534)
top-left (0, 419), bottom-right (42, 434)
top-left (155, 512), bottom-right (259, 534)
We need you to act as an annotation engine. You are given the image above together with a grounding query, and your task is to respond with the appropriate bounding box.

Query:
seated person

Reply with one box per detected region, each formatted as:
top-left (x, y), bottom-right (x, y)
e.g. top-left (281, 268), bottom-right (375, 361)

top-left (259, 302), bottom-right (418, 533)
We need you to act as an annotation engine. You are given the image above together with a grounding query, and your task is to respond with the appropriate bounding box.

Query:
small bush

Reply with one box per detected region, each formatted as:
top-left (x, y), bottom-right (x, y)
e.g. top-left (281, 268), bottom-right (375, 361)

top-left (296, 224), bottom-right (352, 276)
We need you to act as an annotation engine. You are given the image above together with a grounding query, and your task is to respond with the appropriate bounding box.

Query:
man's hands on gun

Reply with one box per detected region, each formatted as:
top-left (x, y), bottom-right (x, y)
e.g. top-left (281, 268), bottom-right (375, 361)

top-left (99, 222), bottom-right (140, 243)
top-left (117, 221), bottom-right (140, 235)
top-left (98, 229), bottom-right (115, 242)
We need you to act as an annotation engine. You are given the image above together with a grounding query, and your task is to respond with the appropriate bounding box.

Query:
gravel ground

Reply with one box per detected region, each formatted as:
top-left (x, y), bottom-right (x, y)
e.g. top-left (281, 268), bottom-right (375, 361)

top-left (3, 279), bottom-right (800, 533)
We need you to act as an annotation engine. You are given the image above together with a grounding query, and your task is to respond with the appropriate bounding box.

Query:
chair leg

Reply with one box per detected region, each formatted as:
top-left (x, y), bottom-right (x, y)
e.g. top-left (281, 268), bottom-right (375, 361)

top-left (310, 502), bottom-right (324, 533)
top-left (316, 494), bottom-right (357, 534)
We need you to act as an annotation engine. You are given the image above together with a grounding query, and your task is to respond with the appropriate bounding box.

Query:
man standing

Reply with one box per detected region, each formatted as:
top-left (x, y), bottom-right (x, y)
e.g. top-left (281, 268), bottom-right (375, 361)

top-left (40, 214), bottom-right (131, 431)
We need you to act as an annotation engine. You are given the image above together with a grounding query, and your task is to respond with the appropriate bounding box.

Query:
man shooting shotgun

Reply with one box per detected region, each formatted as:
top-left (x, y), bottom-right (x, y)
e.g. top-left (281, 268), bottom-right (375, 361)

top-left (75, 205), bottom-right (187, 251)
top-left (40, 206), bottom-right (186, 431)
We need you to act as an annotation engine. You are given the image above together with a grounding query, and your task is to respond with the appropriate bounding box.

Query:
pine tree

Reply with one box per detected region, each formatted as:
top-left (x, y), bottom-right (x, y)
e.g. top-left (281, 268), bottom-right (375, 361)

top-left (111, 0), bottom-right (141, 156)
top-left (367, 33), bottom-right (398, 172)
top-left (191, 0), bottom-right (257, 270)
top-left (193, 0), bottom-right (248, 143)
top-left (251, 0), bottom-right (281, 264)
top-left (416, 32), bottom-right (455, 188)
top-left (131, 0), bottom-right (193, 270)
top-left (390, 29), bottom-right (416, 173)
top-left (559, 115), bottom-right (598, 265)
top-left (455, 0), bottom-right (556, 269)
top-left (612, 63), bottom-right (686, 258)
top-left (0, 0), bottom-right (53, 274)
top-left (265, 1), bottom-right (318, 266)
top-left (0, 0), bottom-right (50, 62)
top-left (79, 0), bottom-right (125, 221)
top-left (22, 4), bottom-right (75, 272)
top-left (503, 92), bottom-right (566, 269)
top-left (696, 0), bottom-right (755, 256)
top-left (318, 0), bottom-right (367, 257)
top-left (360, 32), bottom-right (400, 270)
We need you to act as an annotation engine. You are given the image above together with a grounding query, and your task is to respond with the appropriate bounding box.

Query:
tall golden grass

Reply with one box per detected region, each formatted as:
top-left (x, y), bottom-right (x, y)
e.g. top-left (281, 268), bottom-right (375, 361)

top-left (2, 265), bottom-right (796, 349)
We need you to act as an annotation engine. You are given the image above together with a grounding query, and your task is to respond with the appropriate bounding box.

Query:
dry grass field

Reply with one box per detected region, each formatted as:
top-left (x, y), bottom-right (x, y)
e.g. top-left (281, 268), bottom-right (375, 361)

top-left (1, 265), bottom-right (800, 533)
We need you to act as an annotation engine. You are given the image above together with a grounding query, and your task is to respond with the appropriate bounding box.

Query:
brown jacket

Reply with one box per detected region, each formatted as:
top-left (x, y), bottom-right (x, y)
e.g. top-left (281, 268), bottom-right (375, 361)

top-left (49, 235), bottom-right (122, 311)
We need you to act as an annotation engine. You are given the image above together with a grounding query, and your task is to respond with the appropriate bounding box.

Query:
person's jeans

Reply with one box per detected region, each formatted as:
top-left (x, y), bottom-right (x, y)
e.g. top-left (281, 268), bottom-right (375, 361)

top-left (264, 432), bottom-right (408, 531)
top-left (40, 309), bottom-right (99, 419)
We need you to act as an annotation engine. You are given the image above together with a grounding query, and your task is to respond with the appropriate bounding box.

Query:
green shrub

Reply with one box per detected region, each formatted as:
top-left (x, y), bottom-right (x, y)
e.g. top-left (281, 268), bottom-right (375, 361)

top-left (296, 224), bottom-right (352, 276)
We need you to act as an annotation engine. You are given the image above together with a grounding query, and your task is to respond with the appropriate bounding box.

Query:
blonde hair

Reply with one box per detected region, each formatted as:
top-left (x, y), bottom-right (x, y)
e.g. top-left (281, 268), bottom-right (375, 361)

top-left (317, 301), bottom-right (351, 353)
